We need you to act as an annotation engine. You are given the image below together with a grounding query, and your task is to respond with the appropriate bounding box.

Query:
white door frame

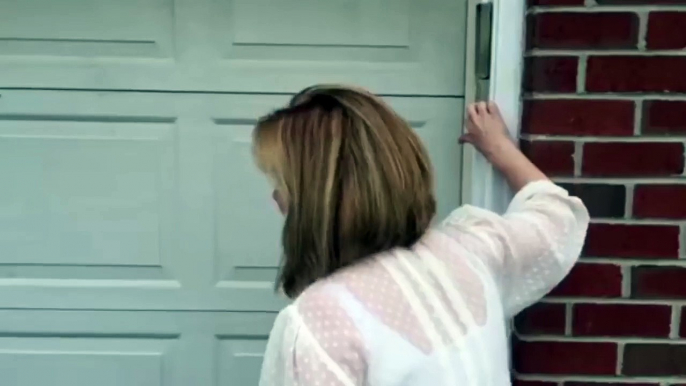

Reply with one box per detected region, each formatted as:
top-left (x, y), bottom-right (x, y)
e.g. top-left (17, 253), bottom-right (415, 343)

top-left (461, 0), bottom-right (525, 213)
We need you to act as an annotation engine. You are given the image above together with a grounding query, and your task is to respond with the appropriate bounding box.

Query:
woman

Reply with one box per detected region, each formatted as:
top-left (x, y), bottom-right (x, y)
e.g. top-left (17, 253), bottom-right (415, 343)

top-left (253, 85), bottom-right (588, 386)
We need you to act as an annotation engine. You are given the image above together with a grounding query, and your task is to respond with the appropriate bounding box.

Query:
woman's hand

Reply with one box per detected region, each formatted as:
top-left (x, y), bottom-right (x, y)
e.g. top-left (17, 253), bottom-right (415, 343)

top-left (459, 101), bottom-right (514, 160)
top-left (460, 101), bottom-right (548, 191)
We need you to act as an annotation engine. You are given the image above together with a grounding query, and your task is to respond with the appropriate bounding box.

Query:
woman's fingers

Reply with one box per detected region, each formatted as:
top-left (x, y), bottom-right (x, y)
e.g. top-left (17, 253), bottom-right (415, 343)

top-left (469, 101), bottom-right (503, 125)
top-left (468, 103), bottom-right (478, 118)
top-left (467, 104), bottom-right (479, 125)
top-left (487, 101), bottom-right (496, 115)
top-left (476, 102), bottom-right (487, 116)
top-left (470, 101), bottom-right (499, 116)
top-left (469, 101), bottom-right (493, 120)
top-left (467, 101), bottom-right (502, 139)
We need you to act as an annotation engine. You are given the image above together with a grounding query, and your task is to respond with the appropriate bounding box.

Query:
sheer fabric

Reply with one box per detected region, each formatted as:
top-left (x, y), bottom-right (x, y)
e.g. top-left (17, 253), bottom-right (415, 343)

top-left (259, 181), bottom-right (589, 386)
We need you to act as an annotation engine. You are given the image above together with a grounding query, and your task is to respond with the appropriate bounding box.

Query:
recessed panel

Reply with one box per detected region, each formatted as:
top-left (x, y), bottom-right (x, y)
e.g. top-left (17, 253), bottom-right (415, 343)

top-left (0, 0), bottom-right (467, 95)
top-left (0, 310), bottom-right (278, 386)
top-left (217, 338), bottom-right (268, 386)
top-left (0, 91), bottom-right (462, 315)
top-left (232, 0), bottom-right (410, 47)
top-left (213, 122), bottom-right (282, 284)
top-left (0, 119), bottom-right (176, 269)
top-left (218, 0), bottom-right (414, 64)
top-left (209, 0), bottom-right (466, 94)
top-left (0, 0), bottom-right (174, 58)
top-left (0, 337), bottom-right (168, 386)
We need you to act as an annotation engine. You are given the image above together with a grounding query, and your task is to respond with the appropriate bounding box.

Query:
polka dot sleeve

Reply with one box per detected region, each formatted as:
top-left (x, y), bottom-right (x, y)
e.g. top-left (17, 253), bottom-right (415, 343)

top-left (259, 290), bottom-right (368, 386)
top-left (437, 180), bottom-right (589, 317)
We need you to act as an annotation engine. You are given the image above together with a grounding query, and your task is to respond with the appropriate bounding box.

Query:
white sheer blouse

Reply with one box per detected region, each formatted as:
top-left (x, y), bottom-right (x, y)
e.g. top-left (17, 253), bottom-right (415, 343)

top-left (259, 181), bottom-right (589, 386)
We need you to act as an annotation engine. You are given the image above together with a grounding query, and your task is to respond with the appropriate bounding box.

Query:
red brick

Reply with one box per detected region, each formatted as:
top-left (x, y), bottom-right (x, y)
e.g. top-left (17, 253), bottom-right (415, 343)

top-left (515, 302), bottom-right (567, 335)
top-left (524, 57), bottom-right (578, 93)
top-left (529, 0), bottom-right (584, 5)
top-left (559, 183), bottom-right (626, 218)
top-left (523, 100), bottom-right (635, 136)
top-left (520, 140), bottom-right (575, 176)
top-left (584, 223), bottom-right (680, 259)
top-left (573, 303), bottom-right (671, 337)
top-left (587, 56), bottom-right (686, 93)
top-left (681, 307), bottom-right (686, 337)
top-left (514, 341), bottom-right (617, 375)
top-left (634, 185), bottom-right (686, 219)
top-left (598, 0), bottom-right (686, 4)
top-left (528, 13), bottom-right (638, 50)
top-left (582, 142), bottom-right (684, 177)
top-left (633, 266), bottom-right (686, 299)
top-left (623, 344), bottom-right (686, 376)
top-left (643, 100), bottom-right (686, 135)
top-left (549, 263), bottom-right (623, 298)
top-left (647, 12), bottom-right (686, 50)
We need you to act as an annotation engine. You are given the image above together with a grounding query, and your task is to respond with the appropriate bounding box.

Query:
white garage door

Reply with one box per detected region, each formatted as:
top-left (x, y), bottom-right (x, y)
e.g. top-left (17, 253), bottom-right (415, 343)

top-left (0, 0), bottom-right (469, 384)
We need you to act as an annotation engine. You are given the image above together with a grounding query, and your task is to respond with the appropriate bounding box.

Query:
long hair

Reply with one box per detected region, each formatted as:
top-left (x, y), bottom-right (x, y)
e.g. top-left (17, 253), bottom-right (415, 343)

top-left (252, 85), bottom-right (436, 298)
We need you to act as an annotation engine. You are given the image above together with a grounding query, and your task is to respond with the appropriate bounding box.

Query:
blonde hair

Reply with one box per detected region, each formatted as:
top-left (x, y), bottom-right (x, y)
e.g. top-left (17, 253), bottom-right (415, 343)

top-left (253, 85), bottom-right (436, 298)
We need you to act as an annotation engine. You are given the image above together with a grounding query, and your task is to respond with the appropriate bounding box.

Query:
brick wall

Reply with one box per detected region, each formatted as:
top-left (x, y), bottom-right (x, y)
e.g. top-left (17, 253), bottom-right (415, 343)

top-left (515, 0), bottom-right (686, 385)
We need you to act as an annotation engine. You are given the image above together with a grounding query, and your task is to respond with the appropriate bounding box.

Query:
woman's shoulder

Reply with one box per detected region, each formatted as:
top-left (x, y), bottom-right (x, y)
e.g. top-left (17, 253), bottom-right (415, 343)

top-left (267, 285), bottom-right (350, 351)
top-left (288, 280), bottom-right (356, 332)
top-left (295, 281), bottom-right (343, 313)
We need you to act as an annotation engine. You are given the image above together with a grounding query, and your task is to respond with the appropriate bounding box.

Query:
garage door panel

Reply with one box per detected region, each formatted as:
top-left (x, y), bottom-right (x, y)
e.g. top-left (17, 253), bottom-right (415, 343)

top-left (230, 0), bottom-right (410, 47)
top-left (0, 286), bottom-right (285, 312)
top-left (213, 122), bottom-right (282, 283)
top-left (0, 0), bottom-right (467, 95)
top-left (0, 116), bottom-right (180, 288)
top-left (217, 338), bottom-right (267, 386)
top-left (0, 119), bottom-right (176, 268)
top-left (0, 91), bottom-right (462, 314)
top-left (1, 338), bottom-right (168, 386)
top-left (0, 0), bottom-right (175, 58)
top-left (1, 0), bottom-right (473, 379)
top-left (0, 310), bottom-right (274, 386)
top-left (201, 0), bottom-right (466, 94)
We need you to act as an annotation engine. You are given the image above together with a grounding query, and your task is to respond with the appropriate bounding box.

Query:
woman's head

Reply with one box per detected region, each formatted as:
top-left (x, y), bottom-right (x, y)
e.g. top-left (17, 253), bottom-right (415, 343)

top-left (253, 84), bottom-right (436, 297)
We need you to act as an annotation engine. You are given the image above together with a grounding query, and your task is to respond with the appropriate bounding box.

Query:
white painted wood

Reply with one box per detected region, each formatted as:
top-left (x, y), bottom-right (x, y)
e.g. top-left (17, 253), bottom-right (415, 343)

top-left (0, 0), bottom-right (468, 96)
top-left (0, 1), bottom-right (528, 382)
top-left (462, 0), bottom-right (526, 213)
top-left (0, 90), bottom-right (462, 311)
top-left (0, 309), bottom-right (276, 386)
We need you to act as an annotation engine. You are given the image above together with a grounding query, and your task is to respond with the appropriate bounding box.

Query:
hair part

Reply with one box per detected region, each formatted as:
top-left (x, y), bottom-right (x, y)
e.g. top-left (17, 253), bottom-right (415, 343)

top-left (253, 85), bottom-right (436, 298)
